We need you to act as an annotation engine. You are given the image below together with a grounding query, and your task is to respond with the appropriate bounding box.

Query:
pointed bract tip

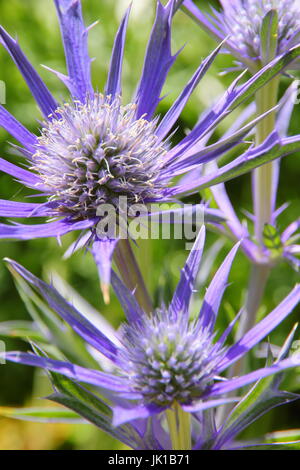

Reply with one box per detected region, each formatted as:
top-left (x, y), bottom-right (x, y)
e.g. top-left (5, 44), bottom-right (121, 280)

top-left (101, 282), bottom-right (110, 304)
top-left (3, 258), bottom-right (17, 275)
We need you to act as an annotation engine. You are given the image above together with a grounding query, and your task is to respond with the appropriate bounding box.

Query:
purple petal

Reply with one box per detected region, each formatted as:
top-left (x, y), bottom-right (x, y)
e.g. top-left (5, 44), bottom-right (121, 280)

top-left (91, 237), bottom-right (119, 301)
top-left (111, 270), bottom-right (144, 325)
top-left (135, 0), bottom-right (177, 119)
top-left (167, 107), bottom-right (278, 175)
top-left (143, 204), bottom-right (224, 225)
top-left (264, 84), bottom-right (296, 225)
top-left (105, 6), bottom-right (131, 99)
top-left (0, 200), bottom-right (54, 218)
top-left (282, 219), bottom-right (300, 243)
top-left (169, 44), bottom-right (300, 159)
top-left (218, 0), bottom-right (240, 11)
top-left (277, 81), bottom-right (298, 138)
top-left (4, 351), bottom-right (129, 392)
top-left (0, 218), bottom-right (96, 240)
top-left (64, 231), bottom-right (92, 259)
top-left (285, 252), bottom-right (300, 269)
top-left (182, 397), bottom-right (239, 413)
top-left (168, 73), bottom-right (246, 158)
top-left (222, 101), bottom-right (256, 139)
top-left (0, 26), bottom-right (58, 118)
top-left (202, 161), bottom-right (259, 263)
top-left (6, 259), bottom-right (121, 365)
top-left (0, 105), bottom-right (37, 153)
top-left (217, 284), bottom-right (300, 373)
top-left (113, 403), bottom-right (164, 427)
top-left (54, 0), bottom-right (93, 101)
top-left (0, 157), bottom-right (42, 187)
top-left (198, 243), bottom-right (239, 331)
top-left (207, 356), bottom-right (300, 397)
top-left (155, 41), bottom-right (222, 141)
top-left (206, 165), bottom-right (248, 240)
top-left (41, 65), bottom-right (74, 95)
top-left (169, 131), bottom-right (284, 196)
top-left (182, 1), bottom-right (225, 42)
top-left (169, 226), bottom-right (205, 321)
top-left (216, 310), bottom-right (243, 350)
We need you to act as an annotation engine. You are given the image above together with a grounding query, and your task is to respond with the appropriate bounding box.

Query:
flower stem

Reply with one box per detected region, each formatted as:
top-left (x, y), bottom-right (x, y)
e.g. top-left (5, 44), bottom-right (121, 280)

top-left (253, 77), bottom-right (280, 245)
top-left (219, 80), bottom-right (280, 422)
top-left (113, 239), bottom-right (153, 314)
top-left (239, 78), bottom-right (279, 337)
top-left (237, 264), bottom-right (270, 341)
top-left (166, 402), bottom-right (191, 450)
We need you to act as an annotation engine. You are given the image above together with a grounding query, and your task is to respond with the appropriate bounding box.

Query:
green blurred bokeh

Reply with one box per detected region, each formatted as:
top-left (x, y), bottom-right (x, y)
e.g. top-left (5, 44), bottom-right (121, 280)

top-left (0, 0), bottom-right (299, 449)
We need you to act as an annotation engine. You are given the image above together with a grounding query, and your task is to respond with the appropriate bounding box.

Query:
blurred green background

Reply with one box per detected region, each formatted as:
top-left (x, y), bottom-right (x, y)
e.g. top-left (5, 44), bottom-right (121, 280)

top-left (0, 0), bottom-right (299, 449)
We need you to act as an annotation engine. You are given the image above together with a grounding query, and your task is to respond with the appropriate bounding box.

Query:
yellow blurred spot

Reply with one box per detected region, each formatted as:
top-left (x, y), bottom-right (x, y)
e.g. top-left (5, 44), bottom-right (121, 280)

top-left (101, 282), bottom-right (110, 304)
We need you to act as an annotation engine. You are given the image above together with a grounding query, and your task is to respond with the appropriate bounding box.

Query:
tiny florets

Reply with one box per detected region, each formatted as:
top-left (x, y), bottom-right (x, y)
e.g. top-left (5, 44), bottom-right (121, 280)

top-left (223, 0), bottom-right (300, 61)
top-left (32, 94), bottom-right (167, 220)
top-left (122, 310), bottom-right (224, 407)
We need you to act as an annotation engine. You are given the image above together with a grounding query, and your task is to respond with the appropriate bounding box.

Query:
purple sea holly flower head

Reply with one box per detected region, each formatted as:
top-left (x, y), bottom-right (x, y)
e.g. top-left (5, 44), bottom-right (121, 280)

top-left (182, 0), bottom-right (300, 70)
top-left (2, 226), bottom-right (300, 449)
top-left (1, 0), bottom-right (300, 290)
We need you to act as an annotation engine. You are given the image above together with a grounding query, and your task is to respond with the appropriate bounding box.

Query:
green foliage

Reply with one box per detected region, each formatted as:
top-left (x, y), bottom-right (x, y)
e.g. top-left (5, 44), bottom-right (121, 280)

top-left (0, 405), bottom-right (83, 423)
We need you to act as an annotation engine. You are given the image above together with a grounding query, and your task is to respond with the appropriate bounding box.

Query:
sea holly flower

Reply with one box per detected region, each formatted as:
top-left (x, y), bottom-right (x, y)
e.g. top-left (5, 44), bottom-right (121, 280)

top-left (1, 227), bottom-right (300, 449)
top-left (182, 0), bottom-right (300, 70)
top-left (1, 1), bottom-right (300, 290)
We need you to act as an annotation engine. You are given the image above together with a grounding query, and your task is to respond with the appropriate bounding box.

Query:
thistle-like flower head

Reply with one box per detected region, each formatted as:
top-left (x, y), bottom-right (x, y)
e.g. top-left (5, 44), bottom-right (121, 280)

top-left (183, 0), bottom-right (300, 69)
top-left (33, 95), bottom-right (167, 219)
top-left (222, 0), bottom-right (300, 63)
top-left (1, 0), bottom-right (299, 287)
top-left (122, 308), bottom-right (223, 407)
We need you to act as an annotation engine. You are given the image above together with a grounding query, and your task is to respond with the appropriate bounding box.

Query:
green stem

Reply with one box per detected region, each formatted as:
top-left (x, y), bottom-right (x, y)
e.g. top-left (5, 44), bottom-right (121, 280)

top-left (219, 81), bottom-right (279, 424)
top-left (113, 239), bottom-right (153, 314)
top-left (237, 264), bottom-right (270, 341)
top-left (166, 402), bottom-right (191, 450)
top-left (253, 77), bottom-right (280, 246)
top-left (241, 78), bottom-right (279, 335)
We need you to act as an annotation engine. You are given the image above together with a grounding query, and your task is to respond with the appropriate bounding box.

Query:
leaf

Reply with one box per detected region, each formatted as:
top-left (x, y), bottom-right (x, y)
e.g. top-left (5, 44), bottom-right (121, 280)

top-left (0, 321), bottom-right (45, 342)
top-left (215, 327), bottom-right (300, 449)
top-left (266, 429), bottom-right (300, 443)
top-left (217, 388), bottom-right (299, 449)
top-left (0, 405), bottom-right (84, 423)
top-left (32, 344), bottom-right (138, 448)
top-left (260, 10), bottom-right (279, 64)
top-left (236, 442), bottom-right (300, 450)
top-left (263, 223), bottom-right (283, 256)
top-left (230, 43), bottom-right (300, 109)
top-left (8, 265), bottom-right (99, 369)
top-left (48, 375), bottom-right (138, 448)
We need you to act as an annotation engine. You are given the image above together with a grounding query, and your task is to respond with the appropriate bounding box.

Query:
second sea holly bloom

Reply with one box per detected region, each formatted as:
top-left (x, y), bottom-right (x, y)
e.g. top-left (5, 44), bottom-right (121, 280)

top-left (182, 0), bottom-right (300, 70)
top-left (2, 227), bottom-right (300, 449)
top-left (1, 0), bottom-right (300, 291)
